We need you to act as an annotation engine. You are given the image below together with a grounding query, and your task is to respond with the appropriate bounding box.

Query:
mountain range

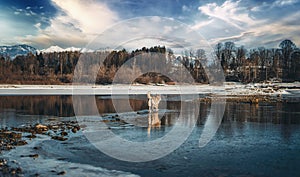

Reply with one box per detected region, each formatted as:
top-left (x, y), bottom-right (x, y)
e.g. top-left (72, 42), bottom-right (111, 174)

top-left (0, 44), bottom-right (37, 59)
top-left (0, 44), bottom-right (93, 59)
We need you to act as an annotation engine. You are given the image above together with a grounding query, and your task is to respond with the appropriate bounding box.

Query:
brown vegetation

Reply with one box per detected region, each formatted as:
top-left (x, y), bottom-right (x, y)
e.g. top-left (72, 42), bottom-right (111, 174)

top-left (0, 40), bottom-right (300, 85)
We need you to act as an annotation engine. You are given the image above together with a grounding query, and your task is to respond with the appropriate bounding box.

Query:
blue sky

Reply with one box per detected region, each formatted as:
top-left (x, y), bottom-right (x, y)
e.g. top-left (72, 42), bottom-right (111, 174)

top-left (0, 0), bottom-right (300, 50)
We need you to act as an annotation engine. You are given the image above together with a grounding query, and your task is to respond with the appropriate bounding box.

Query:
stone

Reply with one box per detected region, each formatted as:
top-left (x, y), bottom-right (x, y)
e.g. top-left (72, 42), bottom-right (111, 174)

top-left (61, 131), bottom-right (68, 136)
top-left (35, 124), bottom-right (48, 132)
top-left (52, 136), bottom-right (67, 141)
top-left (71, 127), bottom-right (78, 133)
top-left (57, 171), bottom-right (66, 175)
top-left (29, 154), bottom-right (39, 158)
top-left (26, 134), bottom-right (37, 139)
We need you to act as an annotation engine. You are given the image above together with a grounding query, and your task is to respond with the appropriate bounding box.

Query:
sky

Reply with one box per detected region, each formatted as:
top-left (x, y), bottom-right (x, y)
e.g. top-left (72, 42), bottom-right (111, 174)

top-left (1, 0), bottom-right (300, 50)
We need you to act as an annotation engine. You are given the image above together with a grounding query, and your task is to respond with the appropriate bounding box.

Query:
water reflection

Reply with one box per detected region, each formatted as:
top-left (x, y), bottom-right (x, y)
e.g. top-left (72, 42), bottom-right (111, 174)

top-left (147, 112), bottom-right (161, 135)
top-left (222, 102), bottom-right (300, 124)
top-left (0, 96), bottom-right (74, 117)
top-left (1, 96), bottom-right (300, 125)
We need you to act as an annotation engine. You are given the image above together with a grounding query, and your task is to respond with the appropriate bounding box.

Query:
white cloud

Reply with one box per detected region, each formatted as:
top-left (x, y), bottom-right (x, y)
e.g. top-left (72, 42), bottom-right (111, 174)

top-left (52, 0), bottom-right (118, 34)
top-left (150, 16), bottom-right (161, 23)
top-left (182, 5), bottom-right (191, 12)
top-left (208, 12), bottom-right (300, 48)
top-left (163, 26), bottom-right (173, 34)
top-left (19, 1), bottom-right (194, 51)
top-left (19, 0), bottom-right (119, 48)
top-left (193, 0), bottom-right (300, 48)
top-left (13, 7), bottom-right (36, 17)
top-left (252, 0), bottom-right (299, 11)
top-left (249, 2), bottom-right (268, 12)
top-left (242, 11), bottom-right (300, 47)
top-left (191, 19), bottom-right (213, 30)
top-left (81, 16), bottom-right (207, 54)
top-left (210, 31), bottom-right (254, 44)
top-left (250, 0), bottom-right (299, 12)
top-left (273, 0), bottom-right (299, 7)
top-left (198, 0), bottom-right (258, 30)
top-left (34, 23), bottom-right (41, 29)
top-left (25, 10), bottom-right (36, 16)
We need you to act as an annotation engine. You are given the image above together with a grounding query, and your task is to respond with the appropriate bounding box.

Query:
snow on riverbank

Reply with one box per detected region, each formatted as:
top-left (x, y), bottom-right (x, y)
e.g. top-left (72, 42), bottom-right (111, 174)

top-left (0, 82), bottom-right (300, 97)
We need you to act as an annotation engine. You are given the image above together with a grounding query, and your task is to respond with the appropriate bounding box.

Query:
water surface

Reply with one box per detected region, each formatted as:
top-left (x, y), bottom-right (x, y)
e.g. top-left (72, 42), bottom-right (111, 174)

top-left (0, 96), bottom-right (300, 177)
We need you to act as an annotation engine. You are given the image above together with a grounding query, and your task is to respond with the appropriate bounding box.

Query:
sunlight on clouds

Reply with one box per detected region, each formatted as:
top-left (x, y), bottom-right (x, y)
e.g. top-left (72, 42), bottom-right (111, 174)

top-left (52, 0), bottom-right (118, 34)
top-left (193, 0), bottom-right (300, 48)
top-left (244, 11), bottom-right (300, 47)
top-left (252, 0), bottom-right (299, 11)
top-left (20, 14), bottom-right (87, 48)
top-left (19, 0), bottom-right (119, 48)
top-left (209, 31), bottom-right (255, 44)
top-left (198, 0), bottom-right (258, 30)
top-left (273, 0), bottom-right (299, 7)
top-left (82, 16), bottom-right (208, 54)
top-left (191, 19), bottom-right (213, 30)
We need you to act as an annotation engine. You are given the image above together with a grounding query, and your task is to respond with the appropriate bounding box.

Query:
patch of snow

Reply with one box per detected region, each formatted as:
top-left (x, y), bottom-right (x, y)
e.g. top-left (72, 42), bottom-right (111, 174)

top-left (0, 83), bottom-right (299, 97)
top-left (41, 45), bottom-right (64, 53)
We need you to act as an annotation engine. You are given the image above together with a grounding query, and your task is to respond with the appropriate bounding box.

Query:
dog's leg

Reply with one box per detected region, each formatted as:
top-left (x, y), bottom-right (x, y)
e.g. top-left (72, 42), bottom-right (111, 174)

top-left (147, 91), bottom-right (152, 113)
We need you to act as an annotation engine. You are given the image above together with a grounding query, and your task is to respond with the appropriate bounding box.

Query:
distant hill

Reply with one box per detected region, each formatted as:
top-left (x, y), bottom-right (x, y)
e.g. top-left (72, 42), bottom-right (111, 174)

top-left (0, 44), bottom-right (87, 59)
top-left (0, 44), bottom-right (102, 60)
top-left (0, 44), bottom-right (37, 59)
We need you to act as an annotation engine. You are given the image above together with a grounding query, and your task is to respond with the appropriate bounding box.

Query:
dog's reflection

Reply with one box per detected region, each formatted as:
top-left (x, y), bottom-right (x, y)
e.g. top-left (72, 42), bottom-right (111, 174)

top-left (147, 111), bottom-right (161, 135)
top-left (147, 91), bottom-right (162, 135)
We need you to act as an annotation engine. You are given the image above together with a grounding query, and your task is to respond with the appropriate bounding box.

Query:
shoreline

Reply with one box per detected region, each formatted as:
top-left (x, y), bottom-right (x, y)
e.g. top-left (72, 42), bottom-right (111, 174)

top-left (1, 82), bottom-right (300, 104)
top-left (0, 116), bottom-right (139, 177)
top-left (0, 82), bottom-right (300, 96)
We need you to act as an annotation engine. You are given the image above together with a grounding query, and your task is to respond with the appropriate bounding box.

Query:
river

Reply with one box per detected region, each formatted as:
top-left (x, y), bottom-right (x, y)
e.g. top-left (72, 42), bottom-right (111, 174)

top-left (0, 95), bottom-right (300, 177)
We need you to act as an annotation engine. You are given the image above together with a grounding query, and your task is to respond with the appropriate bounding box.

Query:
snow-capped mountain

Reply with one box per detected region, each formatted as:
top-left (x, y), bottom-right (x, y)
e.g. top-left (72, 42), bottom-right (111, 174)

top-left (39, 45), bottom-right (64, 53)
top-left (0, 44), bottom-right (37, 59)
top-left (39, 46), bottom-right (87, 53)
top-left (0, 44), bottom-right (96, 59)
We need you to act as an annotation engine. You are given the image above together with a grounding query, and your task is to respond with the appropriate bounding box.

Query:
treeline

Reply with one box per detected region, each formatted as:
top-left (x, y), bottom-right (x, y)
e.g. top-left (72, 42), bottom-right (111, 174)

top-left (215, 39), bottom-right (300, 82)
top-left (0, 46), bottom-right (173, 84)
top-left (0, 39), bottom-right (299, 84)
top-left (0, 51), bottom-right (80, 84)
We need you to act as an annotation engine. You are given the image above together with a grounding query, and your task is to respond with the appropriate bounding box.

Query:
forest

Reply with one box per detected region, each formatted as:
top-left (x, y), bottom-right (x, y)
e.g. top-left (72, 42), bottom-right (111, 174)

top-left (0, 39), bottom-right (299, 84)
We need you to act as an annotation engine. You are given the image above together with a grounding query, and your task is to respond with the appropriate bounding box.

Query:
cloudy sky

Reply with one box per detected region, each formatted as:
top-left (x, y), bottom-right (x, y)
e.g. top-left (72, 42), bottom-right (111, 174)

top-left (0, 0), bottom-right (300, 50)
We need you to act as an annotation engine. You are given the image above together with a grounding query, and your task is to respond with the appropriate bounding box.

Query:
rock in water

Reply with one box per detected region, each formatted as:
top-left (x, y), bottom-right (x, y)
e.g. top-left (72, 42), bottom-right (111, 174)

top-left (57, 171), bottom-right (66, 175)
top-left (35, 124), bottom-right (48, 132)
top-left (51, 136), bottom-right (67, 141)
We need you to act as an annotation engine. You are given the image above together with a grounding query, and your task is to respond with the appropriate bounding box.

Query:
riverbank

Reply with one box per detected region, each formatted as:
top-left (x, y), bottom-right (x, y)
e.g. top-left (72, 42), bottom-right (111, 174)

top-left (0, 120), bottom-right (81, 176)
top-left (0, 82), bottom-right (299, 96)
top-left (0, 115), bottom-right (139, 177)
